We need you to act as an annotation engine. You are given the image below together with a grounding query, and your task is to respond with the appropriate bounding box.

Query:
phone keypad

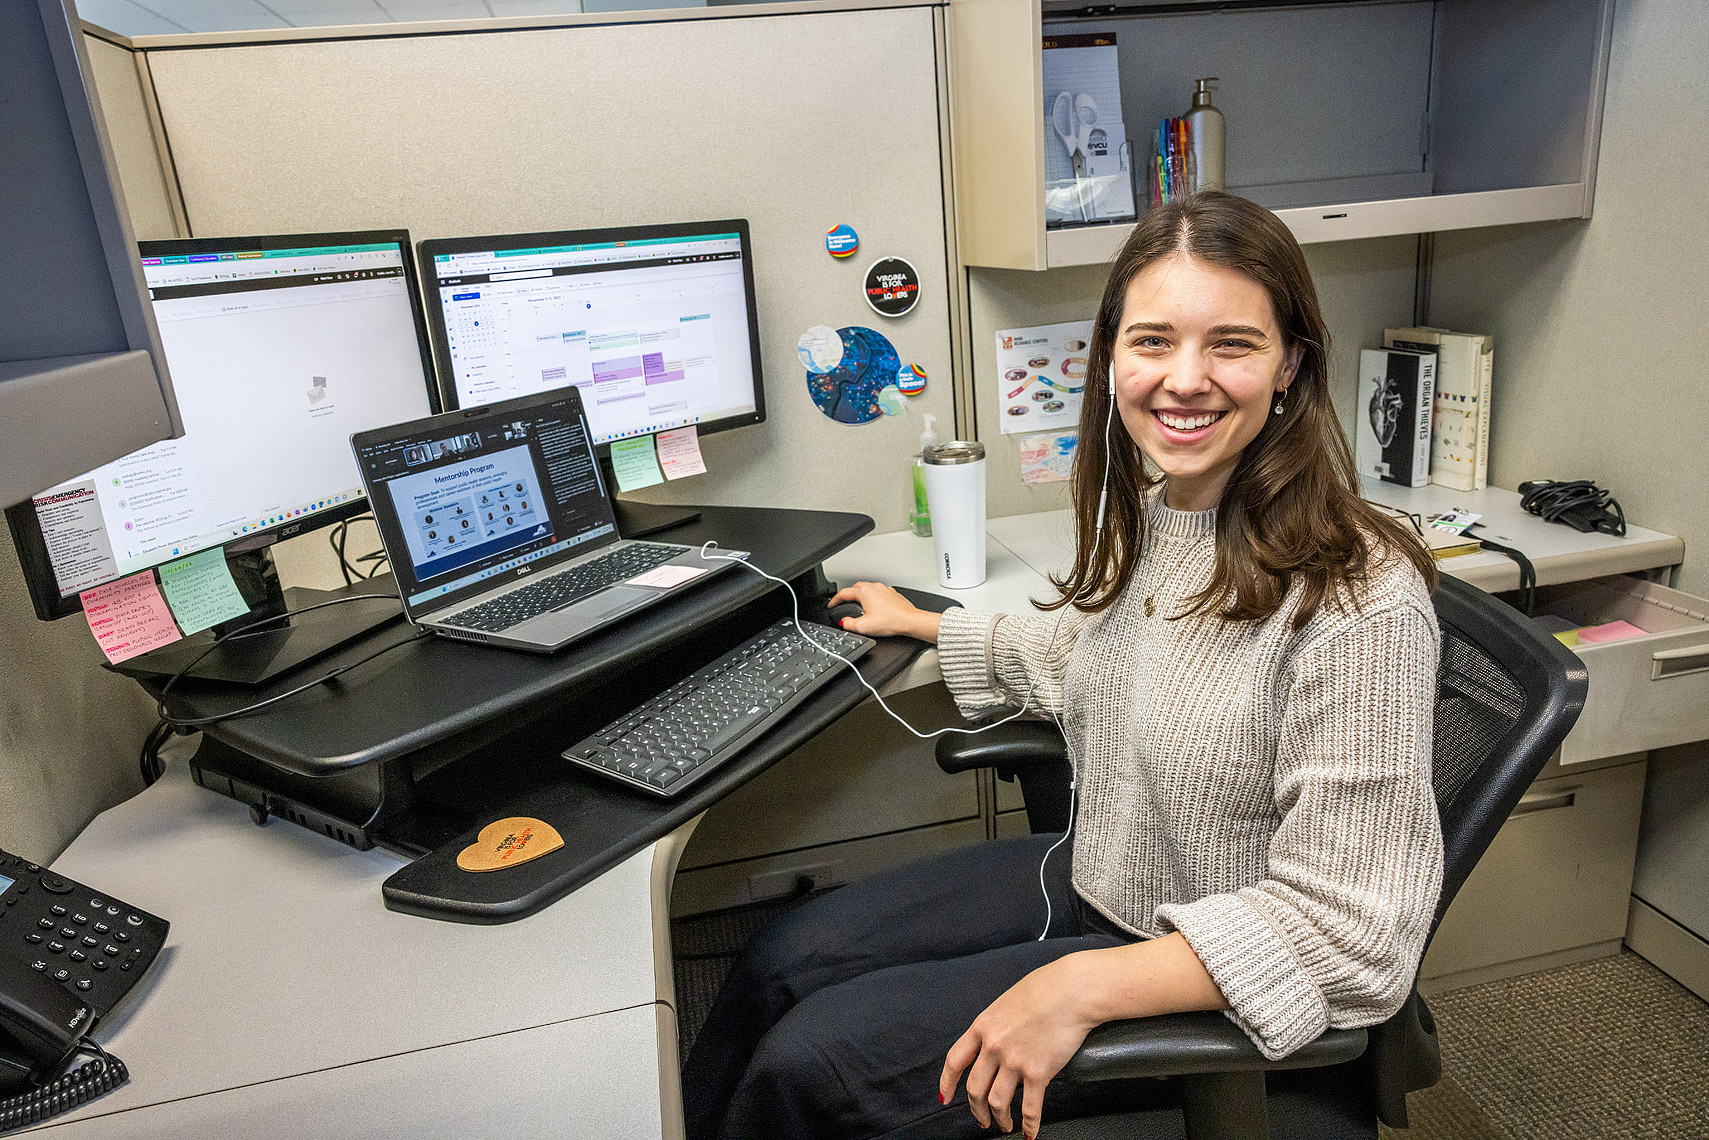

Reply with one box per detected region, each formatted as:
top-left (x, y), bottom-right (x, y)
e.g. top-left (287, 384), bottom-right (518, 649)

top-left (0, 847), bottom-right (168, 1018)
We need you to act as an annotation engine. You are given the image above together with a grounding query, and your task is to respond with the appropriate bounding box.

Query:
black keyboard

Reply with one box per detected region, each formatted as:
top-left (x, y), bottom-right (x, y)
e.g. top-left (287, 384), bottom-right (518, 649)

top-left (562, 618), bottom-right (875, 796)
top-left (446, 542), bottom-right (683, 633)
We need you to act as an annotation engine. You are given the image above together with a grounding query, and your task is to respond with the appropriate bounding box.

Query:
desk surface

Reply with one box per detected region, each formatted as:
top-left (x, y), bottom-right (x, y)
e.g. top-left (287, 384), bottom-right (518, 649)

top-left (979, 482), bottom-right (1683, 597)
top-left (44, 764), bottom-right (665, 1134)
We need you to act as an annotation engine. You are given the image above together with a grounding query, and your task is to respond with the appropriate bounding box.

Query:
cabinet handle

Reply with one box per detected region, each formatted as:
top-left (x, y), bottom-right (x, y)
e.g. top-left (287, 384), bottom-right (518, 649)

top-left (1510, 787), bottom-right (1579, 817)
top-left (1652, 645), bottom-right (1709, 680)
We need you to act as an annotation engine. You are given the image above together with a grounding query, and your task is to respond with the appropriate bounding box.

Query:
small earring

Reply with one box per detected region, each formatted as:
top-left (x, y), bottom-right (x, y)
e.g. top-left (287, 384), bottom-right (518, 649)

top-left (1273, 392), bottom-right (1286, 416)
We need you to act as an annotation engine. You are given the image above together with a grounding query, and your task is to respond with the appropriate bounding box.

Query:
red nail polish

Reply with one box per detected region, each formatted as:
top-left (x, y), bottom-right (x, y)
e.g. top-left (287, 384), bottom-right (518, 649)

top-left (938, 1092), bottom-right (946, 1105)
top-left (840, 618), bottom-right (848, 628)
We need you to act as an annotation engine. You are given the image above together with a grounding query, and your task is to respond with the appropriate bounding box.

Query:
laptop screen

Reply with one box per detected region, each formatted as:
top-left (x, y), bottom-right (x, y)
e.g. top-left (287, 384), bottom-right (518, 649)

top-left (353, 387), bottom-right (616, 612)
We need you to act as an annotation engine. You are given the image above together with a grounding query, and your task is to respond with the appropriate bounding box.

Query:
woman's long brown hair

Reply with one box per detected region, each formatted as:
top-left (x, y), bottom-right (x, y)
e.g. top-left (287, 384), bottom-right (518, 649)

top-left (1045, 192), bottom-right (1436, 628)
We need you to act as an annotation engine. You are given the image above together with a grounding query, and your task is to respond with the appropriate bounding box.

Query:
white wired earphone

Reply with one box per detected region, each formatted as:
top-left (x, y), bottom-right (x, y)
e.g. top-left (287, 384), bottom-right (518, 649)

top-left (696, 360), bottom-right (1121, 939)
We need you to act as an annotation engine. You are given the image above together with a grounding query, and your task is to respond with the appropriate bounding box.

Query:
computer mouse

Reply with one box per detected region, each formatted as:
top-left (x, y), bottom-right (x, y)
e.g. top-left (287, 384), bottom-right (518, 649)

top-left (823, 602), bottom-right (864, 627)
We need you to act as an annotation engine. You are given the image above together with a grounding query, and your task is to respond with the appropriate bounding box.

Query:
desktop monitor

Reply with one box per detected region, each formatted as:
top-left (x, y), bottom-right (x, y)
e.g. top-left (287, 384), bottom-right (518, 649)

top-left (5, 229), bottom-right (442, 679)
top-left (416, 219), bottom-right (766, 536)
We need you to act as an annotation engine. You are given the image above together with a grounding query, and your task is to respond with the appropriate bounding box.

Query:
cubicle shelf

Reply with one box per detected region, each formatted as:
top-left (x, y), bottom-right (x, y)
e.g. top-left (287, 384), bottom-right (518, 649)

top-left (949, 0), bottom-right (1616, 270)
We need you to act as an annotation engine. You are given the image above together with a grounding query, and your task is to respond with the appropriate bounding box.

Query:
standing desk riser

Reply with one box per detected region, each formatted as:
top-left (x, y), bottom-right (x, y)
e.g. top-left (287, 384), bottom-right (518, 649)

top-left (157, 505), bottom-right (935, 925)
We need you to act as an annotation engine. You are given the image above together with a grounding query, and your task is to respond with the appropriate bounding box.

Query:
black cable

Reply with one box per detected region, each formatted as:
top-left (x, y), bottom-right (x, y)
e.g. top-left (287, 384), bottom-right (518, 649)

top-left (137, 717), bottom-right (174, 786)
top-left (328, 514), bottom-right (388, 582)
top-left (0, 1040), bottom-right (128, 1133)
top-left (1518, 479), bottom-right (1626, 536)
top-left (154, 594), bottom-right (423, 730)
top-left (1470, 526), bottom-right (1537, 616)
top-left (329, 519), bottom-right (354, 587)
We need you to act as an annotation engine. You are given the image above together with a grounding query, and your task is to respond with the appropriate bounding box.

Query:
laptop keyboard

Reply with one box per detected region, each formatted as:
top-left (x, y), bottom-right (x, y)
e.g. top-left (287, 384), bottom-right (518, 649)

top-left (445, 542), bottom-right (684, 633)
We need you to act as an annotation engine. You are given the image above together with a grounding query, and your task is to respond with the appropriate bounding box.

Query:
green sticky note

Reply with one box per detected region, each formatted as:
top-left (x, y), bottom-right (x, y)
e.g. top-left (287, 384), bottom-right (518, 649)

top-left (158, 548), bottom-right (250, 635)
top-left (610, 434), bottom-right (665, 492)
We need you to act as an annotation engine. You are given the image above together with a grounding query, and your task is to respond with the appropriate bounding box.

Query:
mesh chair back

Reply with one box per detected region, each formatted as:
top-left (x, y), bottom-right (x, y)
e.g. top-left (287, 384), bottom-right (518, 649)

top-left (1426, 575), bottom-right (1588, 931)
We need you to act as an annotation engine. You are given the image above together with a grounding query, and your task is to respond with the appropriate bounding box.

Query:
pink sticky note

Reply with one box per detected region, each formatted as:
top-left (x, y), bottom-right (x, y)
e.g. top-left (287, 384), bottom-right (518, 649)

top-left (628, 564), bottom-right (709, 589)
top-left (81, 572), bottom-right (183, 664)
top-left (1576, 619), bottom-right (1647, 644)
top-left (656, 426), bottom-right (708, 480)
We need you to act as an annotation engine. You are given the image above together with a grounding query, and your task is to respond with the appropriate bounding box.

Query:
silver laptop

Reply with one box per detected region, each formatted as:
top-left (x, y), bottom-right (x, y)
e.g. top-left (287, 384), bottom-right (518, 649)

top-left (351, 386), bottom-right (739, 652)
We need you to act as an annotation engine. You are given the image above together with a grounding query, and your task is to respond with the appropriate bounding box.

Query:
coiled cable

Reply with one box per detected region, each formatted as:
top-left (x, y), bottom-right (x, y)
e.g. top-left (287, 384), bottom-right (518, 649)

top-left (1518, 479), bottom-right (1626, 536)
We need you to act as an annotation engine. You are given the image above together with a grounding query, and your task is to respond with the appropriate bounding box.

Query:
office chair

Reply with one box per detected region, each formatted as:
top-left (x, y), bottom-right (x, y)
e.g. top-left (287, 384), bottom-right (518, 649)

top-left (936, 573), bottom-right (1588, 1140)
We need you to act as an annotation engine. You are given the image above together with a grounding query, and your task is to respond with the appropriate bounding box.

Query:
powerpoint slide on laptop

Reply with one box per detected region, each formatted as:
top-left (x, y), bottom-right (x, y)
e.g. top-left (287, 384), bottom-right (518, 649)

top-left (386, 439), bottom-right (550, 583)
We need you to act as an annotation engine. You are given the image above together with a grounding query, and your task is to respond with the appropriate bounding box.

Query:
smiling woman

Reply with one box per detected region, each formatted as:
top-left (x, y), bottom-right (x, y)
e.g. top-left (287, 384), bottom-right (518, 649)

top-left (1053, 191), bottom-right (1435, 629)
top-left (682, 193), bottom-right (1446, 1140)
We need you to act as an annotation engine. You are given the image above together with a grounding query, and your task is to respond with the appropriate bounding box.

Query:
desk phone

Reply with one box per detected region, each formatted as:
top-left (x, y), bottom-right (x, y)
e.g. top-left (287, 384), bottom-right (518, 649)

top-left (0, 848), bottom-right (168, 1128)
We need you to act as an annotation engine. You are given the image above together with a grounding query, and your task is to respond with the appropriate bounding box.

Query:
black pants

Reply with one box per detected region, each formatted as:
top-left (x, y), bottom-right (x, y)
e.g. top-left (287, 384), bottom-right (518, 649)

top-left (681, 833), bottom-right (1144, 1140)
top-left (680, 835), bottom-right (1380, 1140)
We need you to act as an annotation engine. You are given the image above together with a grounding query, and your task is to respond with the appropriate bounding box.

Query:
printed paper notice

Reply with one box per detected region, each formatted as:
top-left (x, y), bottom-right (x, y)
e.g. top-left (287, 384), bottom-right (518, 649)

top-left (657, 426), bottom-right (708, 480)
top-left (32, 480), bottom-right (118, 595)
top-left (610, 435), bottom-right (665, 491)
top-left (80, 572), bottom-right (182, 664)
top-left (158, 548), bottom-right (249, 635)
top-left (1019, 429), bottom-right (1079, 484)
top-left (629, 564), bottom-right (709, 589)
top-left (996, 321), bottom-right (1092, 435)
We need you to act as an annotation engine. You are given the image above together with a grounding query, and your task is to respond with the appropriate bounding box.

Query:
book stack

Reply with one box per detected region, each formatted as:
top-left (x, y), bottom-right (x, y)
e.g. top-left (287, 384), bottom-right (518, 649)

top-left (1384, 327), bottom-right (1494, 492)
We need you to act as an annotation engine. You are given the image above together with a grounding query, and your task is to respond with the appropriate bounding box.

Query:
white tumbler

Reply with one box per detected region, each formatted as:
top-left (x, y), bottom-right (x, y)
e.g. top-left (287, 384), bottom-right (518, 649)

top-left (922, 441), bottom-right (987, 588)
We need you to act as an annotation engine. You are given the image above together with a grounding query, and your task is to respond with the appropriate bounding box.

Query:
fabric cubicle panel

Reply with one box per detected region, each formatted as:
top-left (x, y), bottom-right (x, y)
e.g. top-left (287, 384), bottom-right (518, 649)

top-left (0, 34), bottom-right (183, 864)
top-left (82, 34), bottom-right (181, 241)
top-left (139, 7), bottom-right (955, 534)
top-left (967, 236), bottom-right (1419, 522)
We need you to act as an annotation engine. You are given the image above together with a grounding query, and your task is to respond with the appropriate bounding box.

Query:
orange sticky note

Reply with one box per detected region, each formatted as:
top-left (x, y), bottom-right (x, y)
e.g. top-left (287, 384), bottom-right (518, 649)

top-left (81, 572), bottom-right (183, 664)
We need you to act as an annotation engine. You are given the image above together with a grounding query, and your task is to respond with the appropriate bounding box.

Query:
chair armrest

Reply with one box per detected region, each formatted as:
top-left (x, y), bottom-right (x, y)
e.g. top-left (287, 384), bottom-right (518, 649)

top-left (1060, 1011), bottom-right (1368, 1082)
top-left (935, 719), bottom-right (1067, 775)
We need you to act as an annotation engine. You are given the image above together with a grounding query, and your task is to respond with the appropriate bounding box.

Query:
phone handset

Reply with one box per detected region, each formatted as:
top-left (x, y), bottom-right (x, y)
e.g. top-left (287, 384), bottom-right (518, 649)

top-left (0, 954), bottom-right (128, 1129)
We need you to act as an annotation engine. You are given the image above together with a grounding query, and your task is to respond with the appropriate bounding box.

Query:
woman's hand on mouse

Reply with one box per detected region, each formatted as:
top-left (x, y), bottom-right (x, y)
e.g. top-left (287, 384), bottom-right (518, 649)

top-left (827, 581), bottom-right (941, 643)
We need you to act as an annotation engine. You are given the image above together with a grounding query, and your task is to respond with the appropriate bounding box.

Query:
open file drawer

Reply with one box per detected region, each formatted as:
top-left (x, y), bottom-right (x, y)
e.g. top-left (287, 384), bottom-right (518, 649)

top-left (1529, 578), bottom-right (1709, 767)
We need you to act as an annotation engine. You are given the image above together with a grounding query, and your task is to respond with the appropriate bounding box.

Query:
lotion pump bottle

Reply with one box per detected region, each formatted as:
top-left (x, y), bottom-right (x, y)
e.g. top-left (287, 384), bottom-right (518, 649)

top-left (1184, 78), bottom-right (1225, 192)
top-left (911, 413), bottom-right (938, 537)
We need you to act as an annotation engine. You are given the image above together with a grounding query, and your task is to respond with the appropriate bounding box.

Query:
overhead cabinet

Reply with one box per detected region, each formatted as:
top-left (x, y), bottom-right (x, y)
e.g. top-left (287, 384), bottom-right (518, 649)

top-left (948, 0), bottom-right (1616, 269)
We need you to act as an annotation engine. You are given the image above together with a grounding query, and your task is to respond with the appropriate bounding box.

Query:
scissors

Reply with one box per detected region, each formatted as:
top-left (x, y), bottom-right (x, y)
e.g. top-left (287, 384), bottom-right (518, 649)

top-left (1052, 91), bottom-right (1102, 222)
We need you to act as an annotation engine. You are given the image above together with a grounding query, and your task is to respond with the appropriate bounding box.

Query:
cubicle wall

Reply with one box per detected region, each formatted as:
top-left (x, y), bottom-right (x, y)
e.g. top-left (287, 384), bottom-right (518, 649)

top-left (0, 31), bottom-right (184, 866)
top-left (81, 31), bottom-right (182, 241)
top-left (132, 5), bottom-right (957, 535)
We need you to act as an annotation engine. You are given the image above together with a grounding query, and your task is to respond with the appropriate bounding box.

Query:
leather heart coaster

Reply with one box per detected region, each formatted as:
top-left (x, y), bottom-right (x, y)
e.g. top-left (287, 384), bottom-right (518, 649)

top-left (456, 817), bottom-right (564, 872)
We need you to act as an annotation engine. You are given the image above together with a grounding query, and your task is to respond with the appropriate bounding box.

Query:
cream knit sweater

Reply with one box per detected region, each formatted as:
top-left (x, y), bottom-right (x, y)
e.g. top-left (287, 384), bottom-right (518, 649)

top-left (936, 500), bottom-right (1444, 1060)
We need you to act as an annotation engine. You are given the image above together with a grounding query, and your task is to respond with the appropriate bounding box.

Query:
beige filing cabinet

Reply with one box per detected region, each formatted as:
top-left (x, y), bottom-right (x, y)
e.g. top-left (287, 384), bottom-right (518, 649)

top-left (1422, 577), bottom-right (1709, 992)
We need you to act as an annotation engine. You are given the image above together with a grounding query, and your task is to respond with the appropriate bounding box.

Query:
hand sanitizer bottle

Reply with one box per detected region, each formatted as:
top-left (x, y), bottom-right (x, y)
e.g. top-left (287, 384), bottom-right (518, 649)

top-left (1184, 78), bottom-right (1225, 193)
top-left (912, 414), bottom-right (938, 537)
